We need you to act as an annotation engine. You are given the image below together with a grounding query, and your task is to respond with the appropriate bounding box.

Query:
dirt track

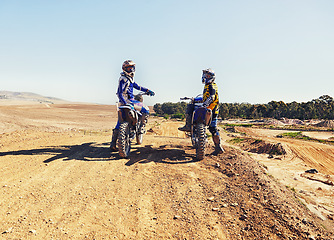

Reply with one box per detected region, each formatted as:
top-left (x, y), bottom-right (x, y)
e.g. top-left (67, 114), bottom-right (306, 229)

top-left (0, 104), bottom-right (333, 239)
top-left (234, 127), bottom-right (334, 175)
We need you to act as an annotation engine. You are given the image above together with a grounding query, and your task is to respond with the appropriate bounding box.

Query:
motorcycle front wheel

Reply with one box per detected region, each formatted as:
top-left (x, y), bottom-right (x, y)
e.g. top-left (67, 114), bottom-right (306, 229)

top-left (195, 123), bottom-right (206, 160)
top-left (118, 122), bottom-right (131, 158)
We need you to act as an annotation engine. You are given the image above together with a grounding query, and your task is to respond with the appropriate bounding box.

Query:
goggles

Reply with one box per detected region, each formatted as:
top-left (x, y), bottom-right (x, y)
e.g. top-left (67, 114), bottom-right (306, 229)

top-left (203, 72), bottom-right (213, 79)
top-left (125, 65), bottom-right (135, 73)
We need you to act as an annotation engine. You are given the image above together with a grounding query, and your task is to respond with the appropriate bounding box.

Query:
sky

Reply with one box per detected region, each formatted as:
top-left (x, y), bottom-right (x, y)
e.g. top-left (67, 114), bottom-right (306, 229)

top-left (0, 0), bottom-right (333, 106)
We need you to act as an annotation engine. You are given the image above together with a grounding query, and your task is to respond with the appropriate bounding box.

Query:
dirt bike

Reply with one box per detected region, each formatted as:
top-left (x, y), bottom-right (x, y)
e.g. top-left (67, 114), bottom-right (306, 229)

top-left (117, 93), bottom-right (151, 158)
top-left (180, 94), bottom-right (212, 160)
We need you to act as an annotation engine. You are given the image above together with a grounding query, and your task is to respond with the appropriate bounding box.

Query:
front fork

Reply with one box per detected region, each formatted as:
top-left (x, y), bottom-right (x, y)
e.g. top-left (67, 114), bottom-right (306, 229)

top-left (131, 113), bottom-right (146, 139)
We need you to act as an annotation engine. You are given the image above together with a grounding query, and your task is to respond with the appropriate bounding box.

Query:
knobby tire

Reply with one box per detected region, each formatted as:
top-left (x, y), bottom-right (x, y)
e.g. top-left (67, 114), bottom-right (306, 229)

top-left (118, 122), bottom-right (131, 158)
top-left (195, 123), bottom-right (206, 160)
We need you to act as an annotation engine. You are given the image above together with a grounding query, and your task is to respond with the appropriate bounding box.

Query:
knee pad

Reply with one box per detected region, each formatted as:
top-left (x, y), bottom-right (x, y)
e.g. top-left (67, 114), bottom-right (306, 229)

top-left (209, 126), bottom-right (219, 136)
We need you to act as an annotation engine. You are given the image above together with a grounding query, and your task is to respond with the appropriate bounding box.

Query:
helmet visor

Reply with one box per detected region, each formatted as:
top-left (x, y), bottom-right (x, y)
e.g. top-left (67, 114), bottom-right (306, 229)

top-left (125, 65), bottom-right (135, 73)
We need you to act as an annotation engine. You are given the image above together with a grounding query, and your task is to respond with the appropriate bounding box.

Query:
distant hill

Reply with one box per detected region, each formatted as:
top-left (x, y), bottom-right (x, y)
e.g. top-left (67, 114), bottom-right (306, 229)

top-left (0, 91), bottom-right (69, 105)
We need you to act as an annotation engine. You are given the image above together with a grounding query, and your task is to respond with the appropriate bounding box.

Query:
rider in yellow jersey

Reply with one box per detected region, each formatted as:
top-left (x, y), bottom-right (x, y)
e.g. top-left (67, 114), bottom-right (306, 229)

top-left (203, 80), bottom-right (219, 115)
top-left (178, 68), bottom-right (224, 155)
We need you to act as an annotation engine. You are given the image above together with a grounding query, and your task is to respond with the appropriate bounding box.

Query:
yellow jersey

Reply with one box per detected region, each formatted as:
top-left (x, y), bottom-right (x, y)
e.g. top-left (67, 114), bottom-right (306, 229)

top-left (203, 82), bottom-right (219, 114)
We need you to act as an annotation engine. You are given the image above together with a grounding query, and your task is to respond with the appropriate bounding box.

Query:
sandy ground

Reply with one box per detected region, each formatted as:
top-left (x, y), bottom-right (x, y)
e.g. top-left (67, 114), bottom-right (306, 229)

top-left (302, 131), bottom-right (334, 140)
top-left (233, 127), bottom-right (334, 223)
top-left (0, 103), bottom-right (333, 239)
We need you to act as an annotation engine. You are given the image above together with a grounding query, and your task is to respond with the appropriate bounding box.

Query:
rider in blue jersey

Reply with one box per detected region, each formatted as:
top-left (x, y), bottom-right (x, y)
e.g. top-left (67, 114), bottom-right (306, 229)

top-left (110, 60), bottom-right (155, 152)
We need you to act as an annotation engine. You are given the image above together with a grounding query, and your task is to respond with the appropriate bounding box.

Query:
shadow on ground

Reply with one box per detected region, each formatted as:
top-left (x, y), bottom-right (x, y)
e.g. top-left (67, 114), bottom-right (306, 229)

top-left (0, 142), bottom-right (115, 163)
top-left (0, 142), bottom-right (199, 164)
top-left (125, 144), bottom-right (200, 166)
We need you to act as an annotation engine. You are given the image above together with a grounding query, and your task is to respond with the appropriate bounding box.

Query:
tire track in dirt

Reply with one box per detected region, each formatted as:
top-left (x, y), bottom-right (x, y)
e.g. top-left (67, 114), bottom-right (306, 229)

top-left (287, 142), bottom-right (334, 175)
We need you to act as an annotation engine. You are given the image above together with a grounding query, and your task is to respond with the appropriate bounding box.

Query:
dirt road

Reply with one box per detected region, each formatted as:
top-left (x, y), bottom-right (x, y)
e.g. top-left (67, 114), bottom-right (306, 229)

top-left (0, 104), bottom-right (333, 239)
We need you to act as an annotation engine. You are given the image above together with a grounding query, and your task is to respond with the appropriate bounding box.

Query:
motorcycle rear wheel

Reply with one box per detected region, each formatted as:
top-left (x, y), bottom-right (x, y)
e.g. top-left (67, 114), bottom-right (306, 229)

top-left (118, 122), bottom-right (131, 158)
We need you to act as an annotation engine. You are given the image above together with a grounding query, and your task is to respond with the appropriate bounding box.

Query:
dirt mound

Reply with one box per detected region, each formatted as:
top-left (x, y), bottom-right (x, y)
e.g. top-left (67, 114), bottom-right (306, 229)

top-left (231, 137), bottom-right (286, 155)
top-left (315, 120), bottom-right (334, 128)
top-left (253, 141), bottom-right (286, 155)
top-left (281, 118), bottom-right (305, 125)
top-left (264, 119), bottom-right (285, 126)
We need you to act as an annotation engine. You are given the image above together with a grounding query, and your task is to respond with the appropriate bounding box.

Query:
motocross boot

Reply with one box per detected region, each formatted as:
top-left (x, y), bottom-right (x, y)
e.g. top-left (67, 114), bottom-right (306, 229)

top-left (139, 113), bottom-right (149, 134)
top-left (110, 128), bottom-right (119, 152)
top-left (212, 135), bottom-right (224, 155)
top-left (178, 113), bottom-right (191, 132)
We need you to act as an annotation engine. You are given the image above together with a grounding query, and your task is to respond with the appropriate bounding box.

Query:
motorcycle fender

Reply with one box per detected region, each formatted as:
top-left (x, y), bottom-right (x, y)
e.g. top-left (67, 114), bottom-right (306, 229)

top-left (118, 108), bottom-right (138, 126)
top-left (192, 107), bottom-right (206, 125)
top-left (128, 110), bottom-right (138, 126)
top-left (193, 107), bottom-right (212, 126)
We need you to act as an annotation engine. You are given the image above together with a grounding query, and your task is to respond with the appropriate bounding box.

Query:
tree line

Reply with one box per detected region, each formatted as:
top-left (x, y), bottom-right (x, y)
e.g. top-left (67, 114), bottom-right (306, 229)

top-left (153, 95), bottom-right (334, 120)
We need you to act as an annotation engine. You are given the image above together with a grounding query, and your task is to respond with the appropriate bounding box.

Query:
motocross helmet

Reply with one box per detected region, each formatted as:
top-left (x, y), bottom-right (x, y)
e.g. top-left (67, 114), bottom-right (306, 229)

top-left (122, 60), bottom-right (136, 77)
top-left (202, 68), bottom-right (215, 84)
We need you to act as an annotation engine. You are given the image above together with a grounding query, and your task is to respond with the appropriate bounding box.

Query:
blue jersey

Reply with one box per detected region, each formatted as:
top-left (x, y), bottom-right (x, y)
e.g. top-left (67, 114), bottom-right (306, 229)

top-left (116, 72), bottom-right (148, 105)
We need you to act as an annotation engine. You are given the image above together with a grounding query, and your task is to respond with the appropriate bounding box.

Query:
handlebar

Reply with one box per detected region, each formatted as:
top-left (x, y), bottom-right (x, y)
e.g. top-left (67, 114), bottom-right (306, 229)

top-left (180, 97), bottom-right (193, 101)
top-left (136, 92), bottom-right (153, 98)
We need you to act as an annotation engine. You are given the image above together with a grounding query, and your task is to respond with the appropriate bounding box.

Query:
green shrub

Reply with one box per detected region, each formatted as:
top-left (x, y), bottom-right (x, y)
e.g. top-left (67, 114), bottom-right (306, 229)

top-left (229, 138), bottom-right (246, 144)
top-left (171, 113), bottom-right (185, 119)
top-left (278, 131), bottom-right (311, 140)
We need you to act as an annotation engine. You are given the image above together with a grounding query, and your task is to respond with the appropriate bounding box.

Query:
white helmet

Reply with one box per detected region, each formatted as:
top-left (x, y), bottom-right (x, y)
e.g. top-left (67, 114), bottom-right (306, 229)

top-left (122, 60), bottom-right (136, 77)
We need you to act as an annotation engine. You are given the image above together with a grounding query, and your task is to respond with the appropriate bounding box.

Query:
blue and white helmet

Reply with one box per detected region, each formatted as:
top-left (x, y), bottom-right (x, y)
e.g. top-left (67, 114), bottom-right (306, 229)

top-left (202, 68), bottom-right (215, 84)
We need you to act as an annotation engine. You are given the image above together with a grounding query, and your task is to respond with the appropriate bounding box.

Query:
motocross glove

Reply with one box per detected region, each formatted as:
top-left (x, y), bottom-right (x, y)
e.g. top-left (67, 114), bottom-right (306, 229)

top-left (147, 89), bottom-right (155, 96)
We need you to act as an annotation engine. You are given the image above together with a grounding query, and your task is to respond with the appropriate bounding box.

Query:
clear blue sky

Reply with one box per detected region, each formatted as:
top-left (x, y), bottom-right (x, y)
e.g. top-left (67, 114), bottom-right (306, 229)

top-left (1, 0), bottom-right (333, 105)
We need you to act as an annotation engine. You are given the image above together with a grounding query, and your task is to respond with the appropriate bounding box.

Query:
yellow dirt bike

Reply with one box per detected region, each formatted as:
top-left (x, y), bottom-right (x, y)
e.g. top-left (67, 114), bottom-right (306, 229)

top-left (180, 95), bottom-right (212, 160)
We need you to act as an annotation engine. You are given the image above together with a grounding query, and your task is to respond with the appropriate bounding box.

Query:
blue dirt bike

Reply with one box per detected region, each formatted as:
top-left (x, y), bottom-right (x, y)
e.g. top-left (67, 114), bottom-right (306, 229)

top-left (117, 93), bottom-right (152, 158)
top-left (180, 94), bottom-right (212, 160)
